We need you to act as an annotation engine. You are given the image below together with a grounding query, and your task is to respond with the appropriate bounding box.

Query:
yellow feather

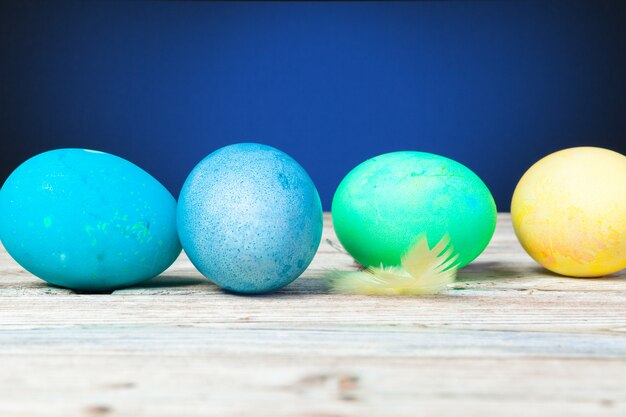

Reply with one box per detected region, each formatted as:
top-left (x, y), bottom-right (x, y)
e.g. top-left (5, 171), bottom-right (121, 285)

top-left (327, 235), bottom-right (458, 296)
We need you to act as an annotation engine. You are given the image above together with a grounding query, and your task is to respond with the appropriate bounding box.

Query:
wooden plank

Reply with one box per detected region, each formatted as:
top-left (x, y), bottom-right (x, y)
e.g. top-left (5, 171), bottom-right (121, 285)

top-left (0, 213), bottom-right (625, 416)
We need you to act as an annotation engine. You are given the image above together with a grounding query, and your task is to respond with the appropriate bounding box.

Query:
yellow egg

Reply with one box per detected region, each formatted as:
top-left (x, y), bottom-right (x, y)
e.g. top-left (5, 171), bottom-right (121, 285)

top-left (511, 147), bottom-right (626, 277)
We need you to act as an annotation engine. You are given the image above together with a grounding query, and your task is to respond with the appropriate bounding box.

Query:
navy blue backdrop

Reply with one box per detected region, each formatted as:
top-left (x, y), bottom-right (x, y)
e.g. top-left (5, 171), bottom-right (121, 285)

top-left (1, 1), bottom-right (625, 210)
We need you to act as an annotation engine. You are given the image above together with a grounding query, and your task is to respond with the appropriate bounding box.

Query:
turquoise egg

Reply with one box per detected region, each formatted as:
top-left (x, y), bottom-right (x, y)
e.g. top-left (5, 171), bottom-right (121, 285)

top-left (177, 143), bottom-right (323, 294)
top-left (0, 149), bottom-right (181, 292)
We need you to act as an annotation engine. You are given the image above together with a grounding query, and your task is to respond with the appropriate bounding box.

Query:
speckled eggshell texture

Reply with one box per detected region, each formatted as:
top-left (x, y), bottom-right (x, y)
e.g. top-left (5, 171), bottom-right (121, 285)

top-left (511, 147), bottom-right (626, 277)
top-left (0, 149), bottom-right (182, 292)
top-left (177, 143), bottom-right (323, 294)
top-left (332, 151), bottom-right (497, 268)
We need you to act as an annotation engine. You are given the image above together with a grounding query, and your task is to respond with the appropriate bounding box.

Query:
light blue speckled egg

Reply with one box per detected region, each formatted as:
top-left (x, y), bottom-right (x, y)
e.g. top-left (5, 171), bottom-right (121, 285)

top-left (0, 149), bottom-right (182, 292)
top-left (177, 143), bottom-right (323, 294)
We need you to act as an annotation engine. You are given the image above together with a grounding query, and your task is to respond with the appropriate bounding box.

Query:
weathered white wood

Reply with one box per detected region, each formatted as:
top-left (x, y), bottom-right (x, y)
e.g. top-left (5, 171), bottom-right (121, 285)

top-left (0, 213), bottom-right (625, 416)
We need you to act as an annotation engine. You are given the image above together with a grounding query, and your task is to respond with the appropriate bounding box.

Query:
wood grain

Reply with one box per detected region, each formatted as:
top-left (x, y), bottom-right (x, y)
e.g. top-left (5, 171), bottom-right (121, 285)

top-left (1, 214), bottom-right (625, 417)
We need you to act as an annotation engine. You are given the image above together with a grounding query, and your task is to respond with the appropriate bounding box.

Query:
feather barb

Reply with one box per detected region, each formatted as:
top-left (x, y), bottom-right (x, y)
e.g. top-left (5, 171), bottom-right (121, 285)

top-left (327, 235), bottom-right (458, 296)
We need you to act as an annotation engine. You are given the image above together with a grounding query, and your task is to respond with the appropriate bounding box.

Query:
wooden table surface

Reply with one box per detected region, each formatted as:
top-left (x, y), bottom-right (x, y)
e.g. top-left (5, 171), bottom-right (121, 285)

top-left (1, 213), bottom-right (625, 417)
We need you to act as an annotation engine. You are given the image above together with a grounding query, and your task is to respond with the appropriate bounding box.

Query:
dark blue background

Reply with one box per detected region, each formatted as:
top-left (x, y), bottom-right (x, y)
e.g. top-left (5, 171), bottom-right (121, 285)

top-left (2, 1), bottom-right (625, 210)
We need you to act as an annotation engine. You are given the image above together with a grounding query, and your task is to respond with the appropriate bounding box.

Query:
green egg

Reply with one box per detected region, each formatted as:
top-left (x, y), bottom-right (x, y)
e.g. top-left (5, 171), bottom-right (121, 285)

top-left (331, 151), bottom-right (497, 268)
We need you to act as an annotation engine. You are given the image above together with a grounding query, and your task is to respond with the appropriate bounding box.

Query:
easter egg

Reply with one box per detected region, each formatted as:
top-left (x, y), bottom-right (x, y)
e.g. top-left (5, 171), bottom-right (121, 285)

top-left (332, 151), bottom-right (497, 268)
top-left (177, 143), bottom-right (323, 294)
top-left (0, 149), bottom-right (182, 292)
top-left (511, 147), bottom-right (626, 277)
